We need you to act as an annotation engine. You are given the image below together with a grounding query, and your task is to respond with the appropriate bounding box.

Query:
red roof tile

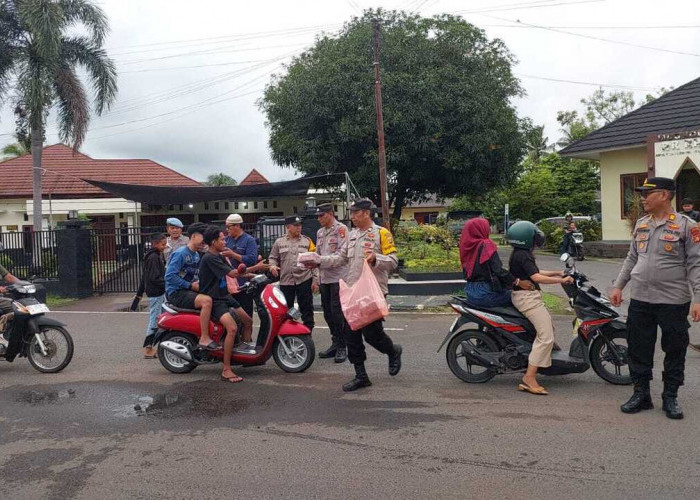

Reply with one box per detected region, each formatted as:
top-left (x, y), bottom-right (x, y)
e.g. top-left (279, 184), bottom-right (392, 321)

top-left (0, 144), bottom-right (200, 198)
top-left (239, 168), bottom-right (270, 185)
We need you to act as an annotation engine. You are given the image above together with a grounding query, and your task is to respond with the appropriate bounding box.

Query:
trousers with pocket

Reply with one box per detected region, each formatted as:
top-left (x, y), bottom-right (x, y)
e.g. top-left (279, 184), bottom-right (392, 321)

top-left (626, 299), bottom-right (689, 386)
top-left (320, 282), bottom-right (345, 348)
top-left (280, 278), bottom-right (315, 332)
top-left (511, 290), bottom-right (555, 368)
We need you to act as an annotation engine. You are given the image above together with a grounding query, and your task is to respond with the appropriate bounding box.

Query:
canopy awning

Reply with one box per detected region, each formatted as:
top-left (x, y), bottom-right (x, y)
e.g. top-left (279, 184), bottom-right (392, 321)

top-left (82, 173), bottom-right (344, 204)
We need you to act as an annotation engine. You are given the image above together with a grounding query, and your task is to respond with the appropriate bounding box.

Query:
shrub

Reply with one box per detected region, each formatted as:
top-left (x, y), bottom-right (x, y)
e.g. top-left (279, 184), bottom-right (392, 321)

top-left (394, 222), bottom-right (454, 250)
top-left (575, 219), bottom-right (602, 242)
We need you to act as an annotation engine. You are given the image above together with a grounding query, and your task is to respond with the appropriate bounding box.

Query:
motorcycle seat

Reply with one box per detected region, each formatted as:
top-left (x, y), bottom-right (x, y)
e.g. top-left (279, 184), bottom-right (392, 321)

top-left (163, 302), bottom-right (200, 314)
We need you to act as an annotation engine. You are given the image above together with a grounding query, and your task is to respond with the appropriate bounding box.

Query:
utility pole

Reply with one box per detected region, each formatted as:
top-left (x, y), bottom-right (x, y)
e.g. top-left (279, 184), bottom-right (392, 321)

top-left (372, 19), bottom-right (391, 229)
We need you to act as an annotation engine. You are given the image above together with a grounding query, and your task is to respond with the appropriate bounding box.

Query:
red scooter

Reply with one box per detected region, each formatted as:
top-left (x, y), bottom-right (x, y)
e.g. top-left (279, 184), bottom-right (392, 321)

top-left (154, 275), bottom-right (315, 374)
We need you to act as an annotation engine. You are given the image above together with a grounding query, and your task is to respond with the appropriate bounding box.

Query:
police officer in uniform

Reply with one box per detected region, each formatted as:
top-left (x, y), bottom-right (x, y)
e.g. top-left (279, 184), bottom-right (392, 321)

top-left (610, 177), bottom-right (700, 419)
top-left (316, 199), bottom-right (402, 391)
top-left (268, 215), bottom-right (319, 332)
top-left (314, 203), bottom-right (348, 363)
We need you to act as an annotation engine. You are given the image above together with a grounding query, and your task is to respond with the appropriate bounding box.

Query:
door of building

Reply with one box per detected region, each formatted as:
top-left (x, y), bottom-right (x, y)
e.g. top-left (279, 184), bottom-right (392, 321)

top-left (92, 215), bottom-right (117, 261)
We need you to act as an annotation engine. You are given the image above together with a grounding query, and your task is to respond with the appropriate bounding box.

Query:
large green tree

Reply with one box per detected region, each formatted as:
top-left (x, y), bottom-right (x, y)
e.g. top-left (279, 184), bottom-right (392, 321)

top-left (0, 0), bottom-right (117, 230)
top-left (260, 10), bottom-right (526, 220)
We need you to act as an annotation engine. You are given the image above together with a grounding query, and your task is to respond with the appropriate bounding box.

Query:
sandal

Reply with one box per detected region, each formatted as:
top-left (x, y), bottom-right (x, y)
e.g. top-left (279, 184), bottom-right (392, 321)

top-left (199, 341), bottom-right (221, 351)
top-left (518, 382), bottom-right (549, 395)
top-left (143, 354), bottom-right (157, 359)
top-left (220, 373), bottom-right (243, 383)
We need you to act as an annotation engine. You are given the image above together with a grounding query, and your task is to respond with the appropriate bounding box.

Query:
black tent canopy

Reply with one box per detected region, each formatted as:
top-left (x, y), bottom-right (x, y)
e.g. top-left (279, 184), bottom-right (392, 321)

top-left (82, 173), bottom-right (345, 205)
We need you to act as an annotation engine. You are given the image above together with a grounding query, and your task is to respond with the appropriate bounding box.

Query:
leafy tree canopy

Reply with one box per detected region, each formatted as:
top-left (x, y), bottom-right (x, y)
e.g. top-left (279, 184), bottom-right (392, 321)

top-left (205, 173), bottom-right (238, 186)
top-left (259, 9), bottom-right (527, 219)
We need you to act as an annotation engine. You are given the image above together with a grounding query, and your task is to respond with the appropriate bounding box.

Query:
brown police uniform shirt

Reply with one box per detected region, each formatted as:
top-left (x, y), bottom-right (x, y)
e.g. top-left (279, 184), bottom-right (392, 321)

top-left (319, 223), bottom-right (398, 295)
top-left (315, 219), bottom-right (349, 284)
top-left (268, 234), bottom-right (319, 286)
top-left (614, 212), bottom-right (700, 304)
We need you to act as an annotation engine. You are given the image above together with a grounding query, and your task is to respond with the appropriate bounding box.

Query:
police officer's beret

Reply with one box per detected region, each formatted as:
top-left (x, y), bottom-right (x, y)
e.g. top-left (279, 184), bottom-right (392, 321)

top-left (636, 177), bottom-right (676, 192)
top-left (349, 198), bottom-right (375, 212)
top-left (285, 215), bottom-right (302, 225)
top-left (316, 203), bottom-right (334, 214)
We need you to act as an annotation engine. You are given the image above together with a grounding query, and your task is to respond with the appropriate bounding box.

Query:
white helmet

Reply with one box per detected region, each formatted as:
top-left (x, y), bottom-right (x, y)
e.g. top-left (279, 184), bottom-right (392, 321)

top-left (226, 213), bottom-right (243, 225)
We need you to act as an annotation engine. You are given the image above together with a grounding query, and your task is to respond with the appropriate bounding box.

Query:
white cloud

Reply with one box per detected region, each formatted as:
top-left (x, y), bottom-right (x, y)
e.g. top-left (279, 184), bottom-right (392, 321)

top-left (2, 0), bottom-right (699, 182)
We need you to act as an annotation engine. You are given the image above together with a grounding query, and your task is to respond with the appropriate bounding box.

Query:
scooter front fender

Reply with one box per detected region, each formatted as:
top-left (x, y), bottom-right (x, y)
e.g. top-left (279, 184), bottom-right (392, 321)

top-left (437, 315), bottom-right (471, 352)
top-left (278, 319), bottom-right (311, 335)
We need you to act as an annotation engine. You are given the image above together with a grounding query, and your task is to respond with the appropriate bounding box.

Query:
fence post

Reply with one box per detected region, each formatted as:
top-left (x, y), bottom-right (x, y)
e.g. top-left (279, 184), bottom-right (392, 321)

top-left (57, 220), bottom-right (93, 297)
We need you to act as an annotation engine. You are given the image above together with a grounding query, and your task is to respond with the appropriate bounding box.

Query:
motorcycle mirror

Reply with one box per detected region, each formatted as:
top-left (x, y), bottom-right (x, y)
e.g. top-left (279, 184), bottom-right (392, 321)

top-left (560, 253), bottom-right (570, 262)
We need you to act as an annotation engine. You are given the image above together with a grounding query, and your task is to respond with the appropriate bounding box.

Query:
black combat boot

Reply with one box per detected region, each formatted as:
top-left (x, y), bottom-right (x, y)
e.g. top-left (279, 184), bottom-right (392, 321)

top-left (334, 346), bottom-right (347, 363)
top-left (388, 344), bottom-right (402, 376)
top-left (662, 383), bottom-right (684, 420)
top-left (318, 345), bottom-right (338, 359)
top-left (620, 379), bottom-right (653, 414)
top-left (342, 363), bottom-right (372, 392)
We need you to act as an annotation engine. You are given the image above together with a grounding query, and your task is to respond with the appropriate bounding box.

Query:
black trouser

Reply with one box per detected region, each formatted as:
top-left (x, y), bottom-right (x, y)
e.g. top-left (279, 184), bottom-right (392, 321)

top-left (345, 318), bottom-right (395, 365)
top-left (280, 278), bottom-right (315, 331)
top-left (627, 299), bottom-right (690, 387)
top-left (233, 290), bottom-right (254, 318)
top-left (319, 283), bottom-right (345, 348)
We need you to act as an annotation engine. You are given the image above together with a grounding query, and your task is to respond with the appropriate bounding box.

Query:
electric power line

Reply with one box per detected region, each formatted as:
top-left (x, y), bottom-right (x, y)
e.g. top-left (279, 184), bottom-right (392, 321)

top-left (475, 13), bottom-right (700, 58)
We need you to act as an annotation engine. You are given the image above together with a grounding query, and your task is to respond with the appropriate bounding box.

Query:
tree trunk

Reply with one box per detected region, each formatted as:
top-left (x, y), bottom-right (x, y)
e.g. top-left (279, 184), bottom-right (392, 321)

top-left (392, 186), bottom-right (408, 223)
top-left (31, 126), bottom-right (44, 231)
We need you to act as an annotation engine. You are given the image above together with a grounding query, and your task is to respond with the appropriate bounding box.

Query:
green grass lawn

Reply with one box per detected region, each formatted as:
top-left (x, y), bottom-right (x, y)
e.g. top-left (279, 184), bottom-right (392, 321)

top-left (46, 294), bottom-right (79, 309)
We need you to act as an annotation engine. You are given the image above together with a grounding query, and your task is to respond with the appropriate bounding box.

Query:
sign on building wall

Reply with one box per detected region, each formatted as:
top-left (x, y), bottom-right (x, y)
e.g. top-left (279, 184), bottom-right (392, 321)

top-left (652, 130), bottom-right (700, 178)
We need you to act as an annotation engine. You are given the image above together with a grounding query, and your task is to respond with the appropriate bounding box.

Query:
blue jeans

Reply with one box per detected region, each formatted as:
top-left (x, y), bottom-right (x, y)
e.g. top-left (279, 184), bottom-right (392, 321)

top-left (146, 295), bottom-right (165, 339)
top-left (464, 281), bottom-right (511, 308)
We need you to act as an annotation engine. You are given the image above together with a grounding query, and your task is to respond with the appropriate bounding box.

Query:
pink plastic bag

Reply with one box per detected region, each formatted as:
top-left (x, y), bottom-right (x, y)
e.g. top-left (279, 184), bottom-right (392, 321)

top-left (339, 260), bottom-right (389, 331)
top-left (225, 257), bottom-right (239, 294)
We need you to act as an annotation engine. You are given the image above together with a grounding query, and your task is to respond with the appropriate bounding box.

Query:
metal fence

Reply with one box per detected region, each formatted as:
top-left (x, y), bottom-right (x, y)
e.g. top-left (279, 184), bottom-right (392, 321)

top-left (0, 218), bottom-right (350, 293)
top-left (0, 230), bottom-right (59, 279)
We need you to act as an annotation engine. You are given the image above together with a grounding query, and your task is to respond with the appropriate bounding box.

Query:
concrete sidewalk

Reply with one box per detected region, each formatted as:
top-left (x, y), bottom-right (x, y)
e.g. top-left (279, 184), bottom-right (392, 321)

top-left (53, 292), bottom-right (456, 313)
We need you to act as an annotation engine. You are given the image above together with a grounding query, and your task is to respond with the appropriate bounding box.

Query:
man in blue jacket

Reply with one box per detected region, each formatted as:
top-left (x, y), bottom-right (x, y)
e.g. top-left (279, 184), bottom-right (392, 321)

top-left (165, 223), bottom-right (217, 350)
top-left (221, 214), bottom-right (259, 317)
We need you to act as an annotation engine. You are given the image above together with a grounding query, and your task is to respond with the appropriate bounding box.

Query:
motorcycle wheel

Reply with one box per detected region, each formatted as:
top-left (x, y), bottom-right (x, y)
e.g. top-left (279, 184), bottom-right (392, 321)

top-left (446, 330), bottom-right (499, 383)
top-left (273, 335), bottom-right (315, 373)
top-left (158, 331), bottom-right (197, 374)
top-left (27, 326), bottom-right (74, 373)
top-left (589, 330), bottom-right (632, 385)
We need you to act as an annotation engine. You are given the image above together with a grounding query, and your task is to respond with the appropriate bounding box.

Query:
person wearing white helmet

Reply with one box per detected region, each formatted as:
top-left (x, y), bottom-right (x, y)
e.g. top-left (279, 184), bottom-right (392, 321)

top-left (221, 213), bottom-right (260, 317)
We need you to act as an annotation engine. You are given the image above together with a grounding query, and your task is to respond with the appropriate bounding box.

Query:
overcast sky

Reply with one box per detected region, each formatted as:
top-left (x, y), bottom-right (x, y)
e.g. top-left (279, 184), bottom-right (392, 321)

top-left (2, 0), bottom-right (700, 184)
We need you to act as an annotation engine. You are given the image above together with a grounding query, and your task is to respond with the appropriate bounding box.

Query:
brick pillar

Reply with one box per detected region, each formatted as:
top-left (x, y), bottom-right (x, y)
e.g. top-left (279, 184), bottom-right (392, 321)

top-left (57, 220), bottom-right (93, 297)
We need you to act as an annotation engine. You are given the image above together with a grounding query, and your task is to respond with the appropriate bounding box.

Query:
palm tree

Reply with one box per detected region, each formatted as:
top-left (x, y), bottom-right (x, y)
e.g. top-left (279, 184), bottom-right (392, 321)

top-left (525, 125), bottom-right (550, 164)
top-left (0, 0), bottom-right (117, 230)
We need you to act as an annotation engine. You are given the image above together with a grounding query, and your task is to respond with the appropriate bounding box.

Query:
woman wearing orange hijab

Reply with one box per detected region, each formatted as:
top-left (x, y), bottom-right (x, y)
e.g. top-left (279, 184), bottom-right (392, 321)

top-left (460, 217), bottom-right (532, 307)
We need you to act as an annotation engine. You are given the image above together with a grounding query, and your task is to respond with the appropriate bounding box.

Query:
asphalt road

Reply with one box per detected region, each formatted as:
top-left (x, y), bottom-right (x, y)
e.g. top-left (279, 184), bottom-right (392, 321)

top-left (2, 310), bottom-right (700, 499)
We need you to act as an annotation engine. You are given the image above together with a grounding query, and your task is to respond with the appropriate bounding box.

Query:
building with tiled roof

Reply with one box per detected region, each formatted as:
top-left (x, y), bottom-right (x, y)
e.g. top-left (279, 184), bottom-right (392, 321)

top-left (560, 76), bottom-right (700, 241)
top-left (0, 144), bottom-right (200, 230)
top-left (239, 169), bottom-right (270, 186)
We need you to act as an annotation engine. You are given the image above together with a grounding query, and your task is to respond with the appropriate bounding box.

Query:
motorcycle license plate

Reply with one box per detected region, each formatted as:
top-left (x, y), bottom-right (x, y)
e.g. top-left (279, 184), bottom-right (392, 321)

top-left (26, 303), bottom-right (50, 315)
top-left (572, 318), bottom-right (582, 337)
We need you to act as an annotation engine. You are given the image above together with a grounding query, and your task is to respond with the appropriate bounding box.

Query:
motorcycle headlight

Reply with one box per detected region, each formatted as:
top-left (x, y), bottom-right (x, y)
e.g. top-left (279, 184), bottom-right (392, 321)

top-left (16, 285), bottom-right (36, 294)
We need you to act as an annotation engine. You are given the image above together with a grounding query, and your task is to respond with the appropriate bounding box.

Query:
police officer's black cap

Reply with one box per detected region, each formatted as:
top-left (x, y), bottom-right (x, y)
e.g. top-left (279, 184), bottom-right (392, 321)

top-left (349, 198), bottom-right (375, 212)
top-left (316, 203), bottom-right (334, 214)
top-left (285, 215), bottom-right (302, 225)
top-left (635, 177), bottom-right (676, 192)
top-left (682, 197), bottom-right (694, 205)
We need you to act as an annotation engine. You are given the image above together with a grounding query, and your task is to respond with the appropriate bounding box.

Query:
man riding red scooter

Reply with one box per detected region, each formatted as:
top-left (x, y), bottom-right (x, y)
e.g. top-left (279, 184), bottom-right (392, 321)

top-left (154, 226), bottom-right (316, 377)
